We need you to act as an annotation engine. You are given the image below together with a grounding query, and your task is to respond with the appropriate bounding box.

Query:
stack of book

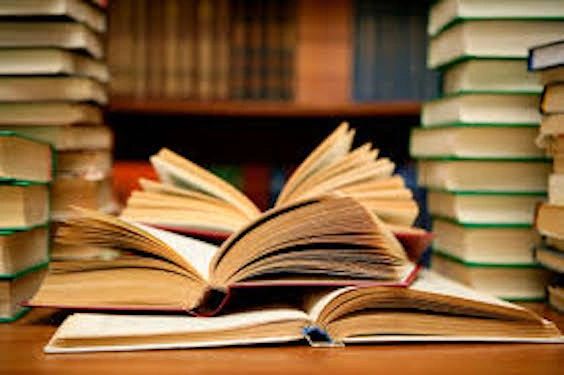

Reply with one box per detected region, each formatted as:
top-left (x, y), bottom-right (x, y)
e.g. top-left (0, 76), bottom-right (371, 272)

top-left (530, 40), bottom-right (564, 312)
top-left (410, 0), bottom-right (564, 301)
top-left (108, 0), bottom-right (296, 101)
top-left (0, 133), bottom-right (51, 322)
top-left (0, 0), bottom-right (118, 261)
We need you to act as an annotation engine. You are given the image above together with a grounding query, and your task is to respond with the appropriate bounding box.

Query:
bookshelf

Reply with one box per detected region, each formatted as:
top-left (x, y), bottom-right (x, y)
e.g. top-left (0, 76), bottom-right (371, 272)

top-left (109, 99), bottom-right (421, 117)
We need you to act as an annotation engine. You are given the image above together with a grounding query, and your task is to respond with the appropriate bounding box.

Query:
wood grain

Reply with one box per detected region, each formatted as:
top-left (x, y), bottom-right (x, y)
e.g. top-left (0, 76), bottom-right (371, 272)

top-left (1, 304), bottom-right (562, 375)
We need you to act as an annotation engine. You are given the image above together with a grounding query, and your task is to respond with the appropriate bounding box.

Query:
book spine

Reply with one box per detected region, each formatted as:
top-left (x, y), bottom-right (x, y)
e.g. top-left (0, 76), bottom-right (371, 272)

top-left (248, 1), bottom-right (263, 99)
top-left (163, 0), bottom-right (178, 98)
top-left (133, 0), bottom-right (147, 98)
top-left (229, 0), bottom-right (246, 100)
top-left (279, 0), bottom-right (295, 100)
top-left (197, 0), bottom-right (213, 100)
top-left (215, 0), bottom-right (230, 100)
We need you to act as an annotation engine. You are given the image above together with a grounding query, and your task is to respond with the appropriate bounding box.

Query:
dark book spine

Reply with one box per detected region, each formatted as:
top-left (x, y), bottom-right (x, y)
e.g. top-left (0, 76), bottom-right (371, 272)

top-left (229, 0), bottom-right (246, 99)
top-left (279, 0), bottom-right (296, 101)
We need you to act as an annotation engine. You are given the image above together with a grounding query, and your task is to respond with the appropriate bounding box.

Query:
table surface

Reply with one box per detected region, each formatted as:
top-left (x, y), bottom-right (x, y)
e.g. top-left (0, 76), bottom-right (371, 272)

top-left (2, 304), bottom-right (563, 375)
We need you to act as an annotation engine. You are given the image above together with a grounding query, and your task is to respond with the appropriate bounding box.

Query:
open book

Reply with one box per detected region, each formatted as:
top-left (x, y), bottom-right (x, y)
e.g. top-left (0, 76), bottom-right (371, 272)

top-left (119, 123), bottom-right (430, 256)
top-left (30, 196), bottom-right (417, 315)
top-left (44, 270), bottom-right (562, 353)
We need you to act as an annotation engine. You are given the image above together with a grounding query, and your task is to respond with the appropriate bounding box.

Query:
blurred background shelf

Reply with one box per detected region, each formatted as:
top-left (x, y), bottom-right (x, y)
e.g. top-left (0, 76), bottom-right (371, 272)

top-left (108, 98), bottom-right (422, 117)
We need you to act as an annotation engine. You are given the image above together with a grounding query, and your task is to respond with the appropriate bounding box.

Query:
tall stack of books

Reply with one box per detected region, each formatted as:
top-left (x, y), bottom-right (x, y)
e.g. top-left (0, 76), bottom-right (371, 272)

top-left (529, 40), bottom-right (564, 312)
top-left (108, 0), bottom-right (296, 101)
top-left (0, 1), bottom-right (117, 261)
top-left (410, 0), bottom-right (564, 301)
top-left (0, 133), bottom-right (52, 322)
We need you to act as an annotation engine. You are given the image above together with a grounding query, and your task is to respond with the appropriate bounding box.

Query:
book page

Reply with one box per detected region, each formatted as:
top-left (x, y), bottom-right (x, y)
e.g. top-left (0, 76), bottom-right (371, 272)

top-left (128, 221), bottom-right (218, 281)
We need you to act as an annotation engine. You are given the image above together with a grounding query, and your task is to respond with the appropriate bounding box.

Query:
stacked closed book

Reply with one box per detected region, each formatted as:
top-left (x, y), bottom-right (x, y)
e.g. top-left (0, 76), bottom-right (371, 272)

top-left (530, 40), bottom-right (564, 312)
top-left (108, 0), bottom-right (296, 101)
top-left (0, 0), bottom-right (118, 264)
top-left (410, 0), bottom-right (564, 301)
top-left (0, 132), bottom-right (51, 322)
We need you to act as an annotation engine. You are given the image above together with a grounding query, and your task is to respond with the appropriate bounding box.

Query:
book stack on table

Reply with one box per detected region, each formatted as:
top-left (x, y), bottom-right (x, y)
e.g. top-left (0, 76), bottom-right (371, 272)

top-left (410, 0), bottom-right (564, 301)
top-left (0, 0), bottom-right (118, 265)
top-left (0, 133), bottom-right (52, 322)
top-left (529, 40), bottom-right (564, 312)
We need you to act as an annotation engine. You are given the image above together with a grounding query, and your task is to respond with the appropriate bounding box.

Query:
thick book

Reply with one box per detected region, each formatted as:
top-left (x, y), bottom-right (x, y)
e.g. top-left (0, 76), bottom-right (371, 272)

top-left (0, 131), bottom-right (53, 183)
top-left (0, 21), bottom-right (104, 59)
top-left (30, 196), bottom-right (419, 315)
top-left (421, 94), bottom-right (540, 128)
top-left (43, 270), bottom-right (562, 353)
top-left (0, 226), bottom-right (49, 277)
top-left (536, 203), bottom-right (564, 240)
top-left (442, 59), bottom-right (541, 95)
top-left (410, 126), bottom-right (543, 159)
top-left (541, 83), bottom-right (564, 114)
top-left (428, 0), bottom-right (564, 37)
top-left (528, 39), bottom-right (564, 71)
top-left (535, 245), bottom-right (564, 273)
top-left (0, 0), bottom-right (106, 33)
top-left (0, 125), bottom-right (112, 151)
top-left (0, 262), bottom-right (47, 322)
top-left (0, 48), bottom-right (109, 82)
top-left (121, 123), bottom-right (430, 254)
top-left (0, 77), bottom-right (107, 105)
top-left (51, 175), bottom-right (118, 221)
top-left (536, 114), bottom-right (564, 150)
top-left (431, 252), bottom-right (549, 301)
top-left (549, 174), bottom-right (564, 205)
top-left (0, 183), bottom-right (49, 230)
top-left (427, 190), bottom-right (545, 225)
top-left (428, 20), bottom-right (564, 69)
top-left (432, 218), bottom-right (538, 265)
top-left (548, 285), bottom-right (564, 313)
top-left (417, 159), bottom-right (550, 193)
top-left (0, 103), bottom-right (102, 126)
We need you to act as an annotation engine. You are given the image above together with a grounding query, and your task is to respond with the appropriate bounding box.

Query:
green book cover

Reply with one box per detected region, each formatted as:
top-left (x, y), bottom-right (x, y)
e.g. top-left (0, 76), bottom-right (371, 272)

top-left (0, 307), bottom-right (30, 323)
top-left (432, 248), bottom-right (540, 268)
top-left (431, 215), bottom-right (533, 228)
top-left (0, 260), bottom-right (49, 280)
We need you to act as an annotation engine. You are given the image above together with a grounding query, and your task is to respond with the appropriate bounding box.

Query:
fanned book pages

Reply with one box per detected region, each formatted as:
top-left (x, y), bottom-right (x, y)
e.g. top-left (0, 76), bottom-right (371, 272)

top-left (43, 270), bottom-right (562, 353)
top-left (30, 196), bottom-right (418, 315)
top-left (120, 123), bottom-right (431, 256)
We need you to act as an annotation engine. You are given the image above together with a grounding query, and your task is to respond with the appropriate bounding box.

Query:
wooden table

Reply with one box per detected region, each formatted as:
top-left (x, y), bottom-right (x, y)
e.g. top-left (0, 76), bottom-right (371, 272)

top-left (2, 304), bottom-right (563, 375)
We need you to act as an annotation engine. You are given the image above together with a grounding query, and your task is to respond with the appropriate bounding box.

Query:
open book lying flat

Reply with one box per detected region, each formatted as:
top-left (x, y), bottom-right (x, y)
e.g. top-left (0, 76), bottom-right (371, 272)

top-left (119, 122), bottom-right (431, 257)
top-left (44, 270), bottom-right (562, 353)
top-left (30, 196), bottom-right (417, 315)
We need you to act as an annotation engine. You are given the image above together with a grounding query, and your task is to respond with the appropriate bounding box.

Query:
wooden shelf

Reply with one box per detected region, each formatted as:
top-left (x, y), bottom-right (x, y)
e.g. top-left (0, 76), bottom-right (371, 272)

top-left (108, 98), bottom-right (421, 117)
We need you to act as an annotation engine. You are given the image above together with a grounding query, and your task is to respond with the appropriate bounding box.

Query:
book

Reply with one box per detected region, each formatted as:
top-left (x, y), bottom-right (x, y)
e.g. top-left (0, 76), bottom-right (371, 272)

top-left (0, 226), bottom-right (49, 276)
top-left (549, 174), bottom-right (564, 204)
top-left (57, 149), bottom-right (112, 178)
top-left (428, 20), bottom-right (564, 69)
top-left (0, 48), bottom-right (109, 82)
top-left (548, 237), bottom-right (564, 252)
top-left (536, 203), bottom-right (564, 240)
top-left (541, 83), bottom-right (564, 114)
top-left (43, 270), bottom-right (562, 353)
top-left (121, 123), bottom-right (427, 248)
top-left (0, 103), bottom-right (102, 126)
top-left (0, 183), bottom-right (49, 230)
top-left (431, 252), bottom-right (549, 301)
top-left (548, 285), bottom-right (564, 312)
top-left (427, 191), bottom-right (545, 225)
top-left (30, 196), bottom-right (418, 315)
top-left (0, 22), bottom-right (104, 59)
top-left (0, 0), bottom-right (107, 33)
top-left (421, 94), bottom-right (540, 127)
top-left (539, 66), bottom-right (564, 86)
top-left (536, 114), bottom-right (564, 149)
top-left (51, 176), bottom-right (118, 221)
top-left (0, 125), bottom-right (112, 151)
top-left (432, 218), bottom-right (538, 265)
top-left (417, 159), bottom-right (550, 192)
top-left (535, 246), bottom-right (564, 273)
top-left (442, 59), bottom-right (541, 95)
top-left (0, 77), bottom-right (107, 104)
top-left (529, 39), bottom-right (564, 70)
top-left (0, 264), bottom-right (47, 322)
top-left (0, 132), bottom-right (53, 183)
top-left (410, 126), bottom-right (543, 159)
top-left (428, 0), bottom-right (564, 36)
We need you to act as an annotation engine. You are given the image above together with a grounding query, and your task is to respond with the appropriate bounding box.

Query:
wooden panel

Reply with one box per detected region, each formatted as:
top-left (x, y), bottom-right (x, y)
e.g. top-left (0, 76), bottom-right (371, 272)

top-left (295, 0), bottom-right (353, 105)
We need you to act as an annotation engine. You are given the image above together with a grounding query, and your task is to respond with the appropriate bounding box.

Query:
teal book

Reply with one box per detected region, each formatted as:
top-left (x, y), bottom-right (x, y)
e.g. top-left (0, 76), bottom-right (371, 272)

top-left (410, 125), bottom-right (545, 160)
top-left (431, 217), bottom-right (539, 266)
top-left (431, 251), bottom-right (549, 302)
top-left (0, 261), bottom-right (48, 323)
top-left (428, 19), bottom-right (564, 69)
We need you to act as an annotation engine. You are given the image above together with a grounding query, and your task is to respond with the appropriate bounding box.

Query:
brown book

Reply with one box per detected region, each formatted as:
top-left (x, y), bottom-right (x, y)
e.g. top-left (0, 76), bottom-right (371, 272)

top-left (541, 83), bottom-right (564, 114)
top-left (536, 203), bottom-right (564, 240)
